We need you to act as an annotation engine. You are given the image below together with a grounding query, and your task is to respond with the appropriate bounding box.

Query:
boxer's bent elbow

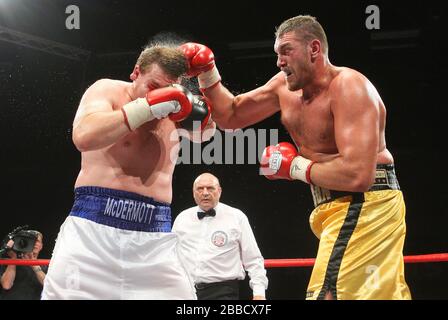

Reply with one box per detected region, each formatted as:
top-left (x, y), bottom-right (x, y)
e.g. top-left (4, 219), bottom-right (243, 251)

top-left (72, 129), bottom-right (96, 152)
top-left (215, 120), bottom-right (236, 130)
top-left (349, 179), bottom-right (372, 193)
top-left (214, 115), bottom-right (246, 130)
top-left (348, 171), bottom-right (376, 192)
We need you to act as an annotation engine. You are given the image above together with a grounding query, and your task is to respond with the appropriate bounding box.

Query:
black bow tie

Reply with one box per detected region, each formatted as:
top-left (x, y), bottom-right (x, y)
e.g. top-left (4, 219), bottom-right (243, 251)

top-left (197, 208), bottom-right (216, 220)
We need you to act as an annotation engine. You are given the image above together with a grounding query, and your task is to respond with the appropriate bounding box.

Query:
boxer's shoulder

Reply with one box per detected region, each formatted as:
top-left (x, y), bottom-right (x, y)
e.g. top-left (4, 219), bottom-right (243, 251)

top-left (330, 67), bottom-right (369, 88)
top-left (328, 67), bottom-right (374, 102)
top-left (87, 78), bottom-right (130, 94)
top-left (269, 71), bottom-right (287, 88)
top-left (88, 79), bottom-right (133, 107)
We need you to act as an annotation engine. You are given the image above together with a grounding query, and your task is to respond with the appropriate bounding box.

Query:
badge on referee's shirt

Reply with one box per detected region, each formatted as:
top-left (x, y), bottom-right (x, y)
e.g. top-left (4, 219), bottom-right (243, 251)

top-left (211, 231), bottom-right (227, 247)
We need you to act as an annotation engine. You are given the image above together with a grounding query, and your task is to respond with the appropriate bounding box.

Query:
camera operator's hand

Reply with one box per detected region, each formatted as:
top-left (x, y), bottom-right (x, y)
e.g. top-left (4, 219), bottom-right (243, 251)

top-left (5, 240), bottom-right (17, 259)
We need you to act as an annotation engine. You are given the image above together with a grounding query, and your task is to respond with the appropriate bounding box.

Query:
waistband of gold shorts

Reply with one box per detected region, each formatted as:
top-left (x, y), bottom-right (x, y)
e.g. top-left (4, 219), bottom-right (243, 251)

top-left (311, 164), bottom-right (400, 208)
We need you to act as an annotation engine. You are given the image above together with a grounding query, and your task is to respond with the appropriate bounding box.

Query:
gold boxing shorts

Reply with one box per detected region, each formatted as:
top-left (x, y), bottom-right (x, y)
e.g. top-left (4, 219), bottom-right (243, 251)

top-left (306, 164), bottom-right (411, 300)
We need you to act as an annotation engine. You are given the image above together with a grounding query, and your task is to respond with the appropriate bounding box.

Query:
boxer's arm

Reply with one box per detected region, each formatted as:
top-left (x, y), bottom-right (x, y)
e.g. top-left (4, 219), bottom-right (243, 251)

top-left (72, 79), bottom-right (131, 152)
top-left (203, 72), bottom-right (282, 129)
top-left (309, 74), bottom-right (379, 192)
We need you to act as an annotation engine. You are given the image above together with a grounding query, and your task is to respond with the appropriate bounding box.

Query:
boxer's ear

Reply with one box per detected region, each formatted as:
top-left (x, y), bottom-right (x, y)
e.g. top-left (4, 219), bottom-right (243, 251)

top-left (309, 39), bottom-right (321, 62)
top-left (130, 65), bottom-right (140, 81)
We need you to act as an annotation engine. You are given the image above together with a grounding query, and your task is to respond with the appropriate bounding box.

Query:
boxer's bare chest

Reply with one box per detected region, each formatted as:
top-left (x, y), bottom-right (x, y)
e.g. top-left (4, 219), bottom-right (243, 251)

top-left (280, 90), bottom-right (337, 156)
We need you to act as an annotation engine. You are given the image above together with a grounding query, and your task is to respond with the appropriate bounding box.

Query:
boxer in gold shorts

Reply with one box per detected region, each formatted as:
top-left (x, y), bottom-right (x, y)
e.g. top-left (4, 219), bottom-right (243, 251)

top-left (306, 164), bottom-right (410, 299)
top-left (180, 15), bottom-right (412, 299)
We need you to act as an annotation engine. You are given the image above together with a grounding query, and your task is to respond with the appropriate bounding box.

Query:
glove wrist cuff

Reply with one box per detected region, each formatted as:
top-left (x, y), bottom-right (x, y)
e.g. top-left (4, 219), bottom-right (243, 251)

top-left (198, 65), bottom-right (221, 89)
top-left (290, 156), bottom-right (315, 184)
top-left (121, 98), bottom-right (154, 131)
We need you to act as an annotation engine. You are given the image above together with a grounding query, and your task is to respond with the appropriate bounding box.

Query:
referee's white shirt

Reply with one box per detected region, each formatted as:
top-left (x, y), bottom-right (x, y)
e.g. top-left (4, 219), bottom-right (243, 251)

top-left (172, 202), bottom-right (268, 297)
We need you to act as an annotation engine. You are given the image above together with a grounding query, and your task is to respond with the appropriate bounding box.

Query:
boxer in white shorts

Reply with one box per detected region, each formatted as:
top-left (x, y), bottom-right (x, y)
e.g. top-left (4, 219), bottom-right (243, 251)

top-left (42, 187), bottom-right (195, 299)
top-left (42, 41), bottom-right (215, 299)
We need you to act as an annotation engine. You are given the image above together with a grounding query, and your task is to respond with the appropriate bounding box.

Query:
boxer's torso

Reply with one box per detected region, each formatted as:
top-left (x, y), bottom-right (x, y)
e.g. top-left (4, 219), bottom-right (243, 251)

top-left (75, 80), bottom-right (179, 203)
top-left (278, 67), bottom-right (393, 164)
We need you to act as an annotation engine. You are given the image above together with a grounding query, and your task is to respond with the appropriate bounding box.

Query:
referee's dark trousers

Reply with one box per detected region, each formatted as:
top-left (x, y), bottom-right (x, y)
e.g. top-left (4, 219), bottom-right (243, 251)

top-left (195, 279), bottom-right (240, 300)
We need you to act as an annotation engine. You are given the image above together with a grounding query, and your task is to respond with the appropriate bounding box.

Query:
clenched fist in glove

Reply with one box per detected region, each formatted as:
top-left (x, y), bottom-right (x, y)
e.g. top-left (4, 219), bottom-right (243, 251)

top-left (179, 42), bottom-right (221, 90)
top-left (260, 142), bottom-right (315, 184)
top-left (121, 84), bottom-right (194, 131)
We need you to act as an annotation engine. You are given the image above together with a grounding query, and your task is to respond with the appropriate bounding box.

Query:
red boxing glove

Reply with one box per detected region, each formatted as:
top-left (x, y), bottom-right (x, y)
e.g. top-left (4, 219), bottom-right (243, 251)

top-left (260, 142), bottom-right (298, 180)
top-left (179, 42), bottom-right (221, 90)
top-left (147, 84), bottom-right (193, 122)
top-left (179, 42), bottom-right (214, 76)
top-left (260, 142), bottom-right (315, 184)
top-left (121, 84), bottom-right (193, 131)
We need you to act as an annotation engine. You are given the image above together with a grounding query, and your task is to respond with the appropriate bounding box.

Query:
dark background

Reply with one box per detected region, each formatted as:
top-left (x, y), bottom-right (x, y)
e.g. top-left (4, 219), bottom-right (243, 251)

top-left (0, 0), bottom-right (446, 299)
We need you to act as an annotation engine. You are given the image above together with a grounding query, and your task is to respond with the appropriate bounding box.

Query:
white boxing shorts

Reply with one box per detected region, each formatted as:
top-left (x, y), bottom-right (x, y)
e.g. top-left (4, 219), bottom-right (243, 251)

top-left (42, 186), bottom-right (196, 300)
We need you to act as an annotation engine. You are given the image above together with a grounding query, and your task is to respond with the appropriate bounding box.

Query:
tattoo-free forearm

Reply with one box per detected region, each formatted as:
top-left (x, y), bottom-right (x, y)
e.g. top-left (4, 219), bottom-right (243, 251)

top-left (0, 265), bottom-right (16, 290)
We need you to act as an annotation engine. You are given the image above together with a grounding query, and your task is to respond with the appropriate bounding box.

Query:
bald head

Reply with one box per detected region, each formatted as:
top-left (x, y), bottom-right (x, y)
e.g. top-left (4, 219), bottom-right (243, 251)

top-left (194, 173), bottom-right (220, 188)
top-left (193, 173), bottom-right (222, 211)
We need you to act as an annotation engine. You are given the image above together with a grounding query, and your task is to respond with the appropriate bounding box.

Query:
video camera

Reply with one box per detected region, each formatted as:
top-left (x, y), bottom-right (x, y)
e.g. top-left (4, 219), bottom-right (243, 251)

top-left (0, 225), bottom-right (39, 256)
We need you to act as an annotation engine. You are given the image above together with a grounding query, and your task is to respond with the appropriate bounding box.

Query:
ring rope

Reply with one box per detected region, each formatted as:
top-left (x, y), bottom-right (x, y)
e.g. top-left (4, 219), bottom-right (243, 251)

top-left (1, 253), bottom-right (447, 267)
top-left (264, 253), bottom-right (448, 268)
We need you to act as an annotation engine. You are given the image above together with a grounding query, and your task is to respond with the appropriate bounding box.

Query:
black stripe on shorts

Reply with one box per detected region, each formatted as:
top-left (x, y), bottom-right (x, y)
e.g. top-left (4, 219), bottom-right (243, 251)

top-left (317, 192), bottom-right (365, 300)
